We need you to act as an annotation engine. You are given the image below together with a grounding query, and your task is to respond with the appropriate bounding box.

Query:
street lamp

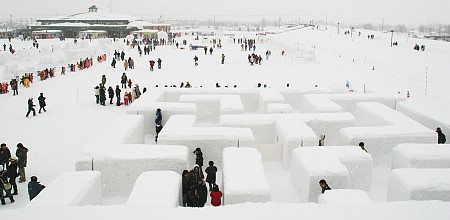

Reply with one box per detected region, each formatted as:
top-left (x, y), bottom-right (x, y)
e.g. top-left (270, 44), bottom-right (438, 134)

top-left (390, 29), bottom-right (394, 47)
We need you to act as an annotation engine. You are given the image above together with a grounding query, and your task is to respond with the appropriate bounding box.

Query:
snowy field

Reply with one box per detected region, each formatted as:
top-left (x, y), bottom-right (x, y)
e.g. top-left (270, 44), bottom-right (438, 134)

top-left (0, 26), bottom-right (449, 218)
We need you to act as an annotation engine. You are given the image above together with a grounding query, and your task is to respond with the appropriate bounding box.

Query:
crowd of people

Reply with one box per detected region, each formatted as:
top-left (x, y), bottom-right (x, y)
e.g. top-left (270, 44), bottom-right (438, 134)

top-left (0, 143), bottom-right (44, 205)
top-left (94, 73), bottom-right (144, 107)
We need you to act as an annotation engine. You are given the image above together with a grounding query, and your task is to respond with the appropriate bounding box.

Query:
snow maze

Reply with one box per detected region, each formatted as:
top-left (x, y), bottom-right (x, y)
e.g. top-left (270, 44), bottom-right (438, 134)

top-left (30, 88), bottom-right (449, 208)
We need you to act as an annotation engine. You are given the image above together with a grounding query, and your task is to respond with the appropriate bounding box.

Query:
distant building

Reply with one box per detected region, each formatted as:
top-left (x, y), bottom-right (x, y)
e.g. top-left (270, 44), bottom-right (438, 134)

top-left (29, 5), bottom-right (168, 38)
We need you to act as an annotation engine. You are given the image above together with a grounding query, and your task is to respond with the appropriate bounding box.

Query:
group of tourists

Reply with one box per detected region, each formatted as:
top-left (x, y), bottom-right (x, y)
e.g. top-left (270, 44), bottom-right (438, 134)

top-left (95, 73), bottom-right (143, 107)
top-left (25, 93), bottom-right (47, 117)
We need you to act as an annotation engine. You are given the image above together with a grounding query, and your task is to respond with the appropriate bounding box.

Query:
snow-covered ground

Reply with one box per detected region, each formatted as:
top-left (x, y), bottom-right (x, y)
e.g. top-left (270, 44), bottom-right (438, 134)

top-left (0, 26), bottom-right (449, 218)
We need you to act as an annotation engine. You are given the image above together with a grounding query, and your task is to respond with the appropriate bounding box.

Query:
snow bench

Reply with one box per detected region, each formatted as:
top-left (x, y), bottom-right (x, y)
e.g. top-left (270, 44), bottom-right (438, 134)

top-left (27, 171), bottom-right (102, 208)
top-left (158, 115), bottom-right (255, 169)
top-left (340, 102), bottom-right (436, 166)
top-left (291, 146), bottom-right (373, 203)
top-left (392, 144), bottom-right (450, 169)
top-left (222, 147), bottom-right (271, 204)
top-left (76, 144), bottom-right (188, 197)
top-left (387, 168), bottom-right (450, 202)
top-left (126, 171), bottom-right (181, 208)
top-left (318, 189), bottom-right (373, 205)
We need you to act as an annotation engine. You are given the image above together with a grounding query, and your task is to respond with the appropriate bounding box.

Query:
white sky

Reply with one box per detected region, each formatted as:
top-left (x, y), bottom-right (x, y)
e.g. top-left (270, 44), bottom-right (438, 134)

top-left (2, 0), bottom-right (450, 25)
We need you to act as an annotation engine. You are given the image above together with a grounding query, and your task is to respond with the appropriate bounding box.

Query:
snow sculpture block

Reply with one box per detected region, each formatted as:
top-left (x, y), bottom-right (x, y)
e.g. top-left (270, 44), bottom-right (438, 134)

top-left (291, 146), bottom-right (373, 203)
top-left (397, 99), bottom-right (450, 136)
top-left (303, 112), bottom-right (356, 146)
top-left (223, 147), bottom-right (271, 204)
top-left (27, 171), bottom-right (102, 208)
top-left (387, 168), bottom-right (450, 202)
top-left (340, 102), bottom-right (436, 166)
top-left (180, 94), bottom-right (245, 115)
top-left (392, 144), bottom-right (450, 169)
top-left (84, 115), bottom-right (145, 154)
top-left (158, 115), bottom-right (255, 169)
top-left (258, 89), bottom-right (285, 113)
top-left (318, 189), bottom-right (373, 205)
top-left (127, 171), bottom-right (181, 208)
top-left (93, 144), bottom-right (188, 197)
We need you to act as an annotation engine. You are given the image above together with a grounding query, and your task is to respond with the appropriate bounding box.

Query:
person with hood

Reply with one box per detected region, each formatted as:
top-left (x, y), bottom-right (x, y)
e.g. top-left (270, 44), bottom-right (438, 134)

top-left (121, 73), bottom-right (127, 89)
top-left (7, 157), bottom-right (18, 195)
top-left (0, 168), bottom-right (14, 205)
top-left (107, 86), bottom-right (114, 104)
top-left (155, 108), bottom-right (162, 142)
top-left (26, 98), bottom-right (36, 117)
top-left (16, 143), bottom-right (28, 183)
top-left (115, 85), bottom-right (121, 106)
top-left (28, 176), bottom-right (45, 201)
top-left (437, 127), bottom-right (446, 144)
top-left (38, 93), bottom-right (46, 113)
top-left (210, 184), bottom-right (223, 206)
top-left (205, 161), bottom-right (217, 191)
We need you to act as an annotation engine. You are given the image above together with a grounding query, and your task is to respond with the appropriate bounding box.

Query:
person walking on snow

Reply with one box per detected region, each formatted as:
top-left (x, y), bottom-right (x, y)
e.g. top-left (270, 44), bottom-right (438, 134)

top-left (15, 143), bottom-right (28, 183)
top-left (221, 54), bottom-right (225, 64)
top-left (210, 184), bottom-right (222, 206)
top-left (155, 108), bottom-right (163, 142)
top-left (115, 85), bottom-right (121, 106)
top-left (205, 161), bottom-right (217, 191)
top-left (37, 93), bottom-right (46, 113)
top-left (194, 55), bottom-right (198, 66)
top-left (157, 58), bottom-right (162, 69)
top-left (149, 60), bottom-right (155, 71)
top-left (107, 86), bottom-right (114, 104)
top-left (26, 98), bottom-right (36, 117)
top-left (437, 127), bottom-right (446, 144)
top-left (121, 73), bottom-right (127, 89)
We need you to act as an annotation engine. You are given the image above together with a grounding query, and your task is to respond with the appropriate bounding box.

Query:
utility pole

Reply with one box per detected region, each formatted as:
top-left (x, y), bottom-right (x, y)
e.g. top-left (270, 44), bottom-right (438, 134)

top-left (325, 16), bottom-right (327, 30)
top-left (278, 15), bottom-right (281, 29)
top-left (381, 18), bottom-right (384, 32)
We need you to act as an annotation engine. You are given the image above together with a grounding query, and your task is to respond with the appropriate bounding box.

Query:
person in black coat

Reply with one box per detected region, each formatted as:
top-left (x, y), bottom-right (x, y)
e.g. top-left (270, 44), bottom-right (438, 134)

top-left (26, 98), bottom-right (36, 117)
top-left (193, 148), bottom-right (203, 168)
top-left (115, 85), bottom-right (121, 106)
top-left (182, 170), bottom-right (190, 207)
top-left (0, 169), bottom-right (14, 205)
top-left (38, 93), bottom-right (46, 113)
top-left (121, 73), bottom-right (127, 89)
top-left (155, 108), bottom-right (162, 142)
top-left (7, 158), bottom-right (18, 195)
top-left (107, 86), bottom-right (114, 104)
top-left (157, 58), bottom-right (162, 69)
top-left (28, 176), bottom-right (45, 201)
top-left (319, 179), bottom-right (331, 194)
top-left (111, 58), bottom-right (116, 68)
top-left (205, 161), bottom-right (217, 191)
top-left (437, 127), bottom-right (446, 144)
top-left (16, 143), bottom-right (28, 183)
top-left (0, 143), bottom-right (11, 169)
top-left (196, 179), bottom-right (208, 207)
top-left (99, 85), bottom-right (106, 106)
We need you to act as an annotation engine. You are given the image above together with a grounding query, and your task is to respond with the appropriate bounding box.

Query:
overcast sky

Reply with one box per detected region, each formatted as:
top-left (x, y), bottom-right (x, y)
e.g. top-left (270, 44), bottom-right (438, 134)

top-left (2, 0), bottom-right (450, 25)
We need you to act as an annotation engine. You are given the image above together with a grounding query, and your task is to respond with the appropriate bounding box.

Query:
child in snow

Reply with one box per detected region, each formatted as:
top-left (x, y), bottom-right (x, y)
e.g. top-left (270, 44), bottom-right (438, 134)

top-left (124, 92), bottom-right (129, 106)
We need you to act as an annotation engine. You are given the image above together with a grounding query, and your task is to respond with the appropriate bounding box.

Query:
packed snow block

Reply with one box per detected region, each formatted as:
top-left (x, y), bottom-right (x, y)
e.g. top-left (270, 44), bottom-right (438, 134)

top-left (279, 87), bottom-right (332, 111)
top-left (258, 89), bottom-right (285, 113)
top-left (222, 147), bottom-right (271, 204)
top-left (266, 103), bottom-right (294, 114)
top-left (221, 114), bottom-right (278, 144)
top-left (75, 155), bottom-right (93, 171)
top-left (163, 88), bottom-right (259, 112)
top-left (127, 171), bottom-right (181, 208)
top-left (340, 102), bottom-right (437, 167)
top-left (27, 171), bottom-right (102, 208)
top-left (277, 117), bottom-right (318, 168)
top-left (180, 94), bottom-right (245, 115)
top-left (93, 144), bottom-right (188, 197)
top-left (301, 94), bottom-right (342, 113)
top-left (291, 146), bottom-right (373, 203)
top-left (318, 189), bottom-right (373, 205)
top-left (159, 115), bottom-right (254, 169)
top-left (392, 144), bottom-right (450, 169)
top-left (303, 112), bottom-right (356, 146)
top-left (387, 168), bottom-right (450, 202)
top-left (127, 91), bottom-right (196, 134)
top-left (397, 99), bottom-right (450, 136)
top-left (179, 95), bottom-right (221, 124)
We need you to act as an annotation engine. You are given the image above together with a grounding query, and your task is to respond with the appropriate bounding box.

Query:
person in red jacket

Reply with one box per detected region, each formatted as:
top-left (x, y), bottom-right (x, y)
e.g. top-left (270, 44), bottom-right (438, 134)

top-left (210, 184), bottom-right (222, 206)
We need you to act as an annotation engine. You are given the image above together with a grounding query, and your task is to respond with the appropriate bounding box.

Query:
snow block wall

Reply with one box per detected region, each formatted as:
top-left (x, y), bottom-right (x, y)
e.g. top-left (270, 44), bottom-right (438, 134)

top-left (222, 147), bottom-right (271, 204)
top-left (158, 115), bottom-right (255, 169)
top-left (392, 144), bottom-right (450, 169)
top-left (318, 189), bottom-right (373, 205)
top-left (126, 171), bottom-right (181, 208)
top-left (302, 112), bottom-right (356, 146)
top-left (258, 89), bottom-right (286, 113)
top-left (291, 146), bottom-right (373, 203)
top-left (387, 168), bottom-right (450, 202)
top-left (27, 171), bottom-right (102, 208)
top-left (397, 99), bottom-right (450, 136)
top-left (90, 144), bottom-right (188, 197)
top-left (340, 102), bottom-right (436, 167)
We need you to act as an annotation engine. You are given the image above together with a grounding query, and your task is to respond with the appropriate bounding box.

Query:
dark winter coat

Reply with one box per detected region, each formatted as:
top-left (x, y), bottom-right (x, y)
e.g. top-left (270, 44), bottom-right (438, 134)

top-left (7, 162), bottom-right (18, 179)
top-left (28, 99), bottom-right (35, 110)
top-left (0, 148), bottom-right (11, 166)
top-left (121, 74), bottom-right (127, 84)
top-left (108, 87), bottom-right (114, 98)
top-left (195, 151), bottom-right (203, 167)
top-left (322, 185), bottom-right (331, 194)
top-left (16, 146), bottom-right (28, 168)
top-left (438, 131), bottom-right (446, 144)
top-left (205, 165), bottom-right (217, 184)
top-left (28, 180), bottom-right (45, 200)
top-left (38, 95), bottom-right (46, 107)
top-left (197, 182), bottom-right (208, 207)
top-left (0, 170), bottom-right (8, 190)
top-left (115, 87), bottom-right (121, 98)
